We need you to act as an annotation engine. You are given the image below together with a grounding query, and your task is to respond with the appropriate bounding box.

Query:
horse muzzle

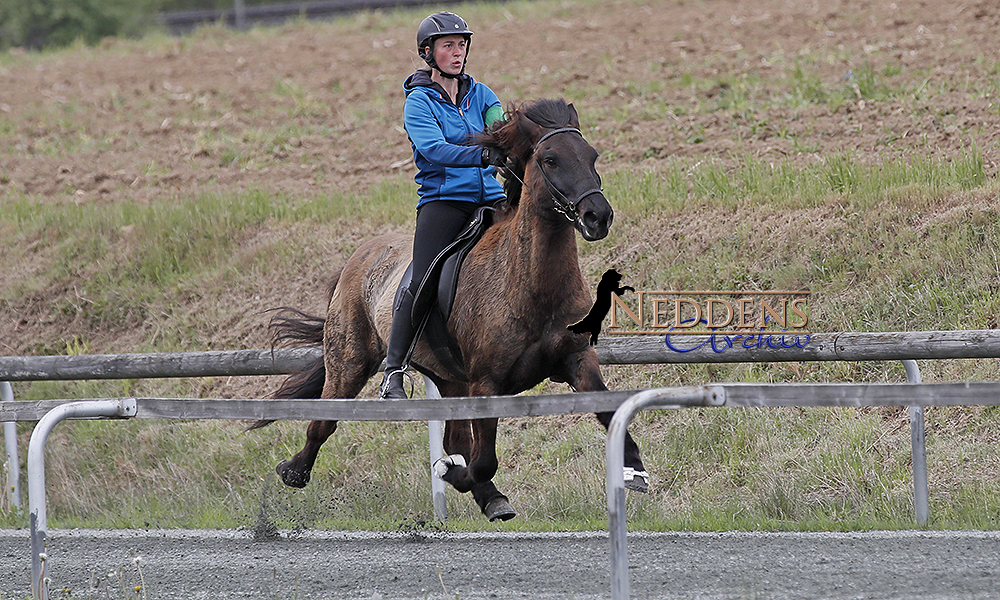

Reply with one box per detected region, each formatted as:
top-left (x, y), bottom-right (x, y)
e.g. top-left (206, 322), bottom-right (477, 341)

top-left (577, 194), bottom-right (614, 241)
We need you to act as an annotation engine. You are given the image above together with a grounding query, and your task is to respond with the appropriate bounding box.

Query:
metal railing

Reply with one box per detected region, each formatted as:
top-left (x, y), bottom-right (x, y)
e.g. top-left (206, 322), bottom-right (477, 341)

top-left (8, 381), bottom-right (1000, 599)
top-left (603, 380), bottom-right (1000, 599)
top-left (158, 0), bottom-right (467, 34)
top-left (6, 329), bottom-right (998, 520)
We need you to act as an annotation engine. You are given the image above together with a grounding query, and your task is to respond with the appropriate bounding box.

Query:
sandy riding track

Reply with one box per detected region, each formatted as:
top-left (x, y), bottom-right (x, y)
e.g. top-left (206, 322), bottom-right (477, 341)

top-left (2, 528), bottom-right (1000, 599)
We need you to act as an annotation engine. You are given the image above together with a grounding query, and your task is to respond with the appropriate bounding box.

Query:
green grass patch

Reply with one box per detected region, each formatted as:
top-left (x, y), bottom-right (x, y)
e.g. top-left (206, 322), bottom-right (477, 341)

top-left (4, 156), bottom-right (1000, 532)
top-left (605, 146), bottom-right (986, 213)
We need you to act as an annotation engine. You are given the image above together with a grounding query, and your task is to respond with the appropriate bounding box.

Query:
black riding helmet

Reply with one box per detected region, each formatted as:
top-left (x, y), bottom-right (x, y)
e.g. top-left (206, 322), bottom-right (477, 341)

top-left (417, 11), bottom-right (473, 78)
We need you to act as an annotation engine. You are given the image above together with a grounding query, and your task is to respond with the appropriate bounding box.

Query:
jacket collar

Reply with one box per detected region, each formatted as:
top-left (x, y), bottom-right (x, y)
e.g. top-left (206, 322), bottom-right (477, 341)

top-left (404, 69), bottom-right (471, 105)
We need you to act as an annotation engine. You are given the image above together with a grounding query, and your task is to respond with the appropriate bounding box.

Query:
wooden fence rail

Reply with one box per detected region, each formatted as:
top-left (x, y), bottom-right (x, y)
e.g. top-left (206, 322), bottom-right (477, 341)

top-left (4, 330), bottom-right (1000, 382)
top-left (2, 390), bottom-right (638, 422)
top-left (598, 329), bottom-right (1000, 363)
top-left (5, 381), bottom-right (1000, 423)
top-left (0, 347), bottom-right (321, 381)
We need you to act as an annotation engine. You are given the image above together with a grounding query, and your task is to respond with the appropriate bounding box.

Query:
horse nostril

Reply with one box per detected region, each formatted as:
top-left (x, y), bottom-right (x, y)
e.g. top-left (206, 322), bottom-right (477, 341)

top-left (582, 210), bottom-right (601, 231)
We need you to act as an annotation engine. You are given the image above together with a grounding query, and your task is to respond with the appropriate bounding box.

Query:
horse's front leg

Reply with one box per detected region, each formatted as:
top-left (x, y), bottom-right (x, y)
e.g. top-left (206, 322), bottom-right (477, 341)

top-left (435, 417), bottom-right (515, 521)
top-left (277, 419), bottom-right (337, 488)
top-left (430, 380), bottom-right (516, 522)
top-left (563, 350), bottom-right (649, 493)
top-left (594, 411), bottom-right (648, 492)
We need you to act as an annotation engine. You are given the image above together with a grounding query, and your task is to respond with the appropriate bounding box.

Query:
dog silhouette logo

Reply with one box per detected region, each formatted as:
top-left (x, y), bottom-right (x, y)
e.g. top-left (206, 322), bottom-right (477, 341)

top-left (568, 268), bottom-right (634, 345)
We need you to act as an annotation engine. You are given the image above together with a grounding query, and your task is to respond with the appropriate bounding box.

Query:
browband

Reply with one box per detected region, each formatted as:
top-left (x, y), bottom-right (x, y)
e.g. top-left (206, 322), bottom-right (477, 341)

top-left (532, 127), bottom-right (583, 154)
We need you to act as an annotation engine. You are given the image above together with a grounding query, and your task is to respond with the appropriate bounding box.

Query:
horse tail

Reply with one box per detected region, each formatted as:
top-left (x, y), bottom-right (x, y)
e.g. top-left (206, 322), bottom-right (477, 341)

top-left (268, 307), bottom-right (326, 348)
top-left (274, 354), bottom-right (327, 400)
top-left (247, 270), bottom-right (342, 431)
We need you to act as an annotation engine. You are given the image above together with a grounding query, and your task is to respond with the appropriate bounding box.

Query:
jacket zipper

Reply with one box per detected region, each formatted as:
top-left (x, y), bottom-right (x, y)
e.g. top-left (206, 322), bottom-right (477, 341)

top-left (437, 86), bottom-right (487, 201)
top-left (460, 94), bottom-right (486, 200)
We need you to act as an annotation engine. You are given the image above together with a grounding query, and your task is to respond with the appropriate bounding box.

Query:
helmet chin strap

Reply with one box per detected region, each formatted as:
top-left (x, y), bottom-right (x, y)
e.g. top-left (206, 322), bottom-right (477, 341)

top-left (435, 66), bottom-right (465, 79)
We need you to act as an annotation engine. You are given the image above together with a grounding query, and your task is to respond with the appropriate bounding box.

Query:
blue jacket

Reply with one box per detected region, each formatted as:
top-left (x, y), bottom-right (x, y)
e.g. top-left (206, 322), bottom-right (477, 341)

top-left (403, 70), bottom-right (506, 208)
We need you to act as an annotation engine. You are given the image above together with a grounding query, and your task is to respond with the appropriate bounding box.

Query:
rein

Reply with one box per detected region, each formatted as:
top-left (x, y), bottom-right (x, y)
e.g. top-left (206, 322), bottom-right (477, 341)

top-left (508, 127), bottom-right (604, 223)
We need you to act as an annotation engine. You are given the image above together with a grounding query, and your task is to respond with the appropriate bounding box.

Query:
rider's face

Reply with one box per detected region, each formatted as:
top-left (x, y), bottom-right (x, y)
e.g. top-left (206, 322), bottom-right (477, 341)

top-left (430, 35), bottom-right (468, 76)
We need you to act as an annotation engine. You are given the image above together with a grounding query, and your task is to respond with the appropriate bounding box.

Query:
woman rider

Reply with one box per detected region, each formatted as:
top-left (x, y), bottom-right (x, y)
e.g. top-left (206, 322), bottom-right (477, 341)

top-left (380, 11), bottom-right (508, 399)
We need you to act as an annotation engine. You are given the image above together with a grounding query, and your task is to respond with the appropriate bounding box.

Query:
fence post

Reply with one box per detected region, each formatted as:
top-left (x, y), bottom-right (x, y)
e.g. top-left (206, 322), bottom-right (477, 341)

top-left (423, 376), bottom-right (448, 521)
top-left (3, 382), bottom-right (20, 511)
top-left (234, 0), bottom-right (247, 31)
top-left (28, 399), bottom-right (137, 600)
top-left (902, 360), bottom-right (929, 525)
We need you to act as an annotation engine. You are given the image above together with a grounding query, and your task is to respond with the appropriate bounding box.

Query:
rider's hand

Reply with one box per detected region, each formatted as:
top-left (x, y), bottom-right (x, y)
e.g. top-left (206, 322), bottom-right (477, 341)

top-left (481, 146), bottom-right (507, 168)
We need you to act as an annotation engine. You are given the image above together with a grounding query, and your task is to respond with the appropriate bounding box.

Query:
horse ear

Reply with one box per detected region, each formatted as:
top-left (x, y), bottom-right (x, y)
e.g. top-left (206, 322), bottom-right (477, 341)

top-left (566, 102), bottom-right (580, 128)
top-left (518, 111), bottom-right (543, 150)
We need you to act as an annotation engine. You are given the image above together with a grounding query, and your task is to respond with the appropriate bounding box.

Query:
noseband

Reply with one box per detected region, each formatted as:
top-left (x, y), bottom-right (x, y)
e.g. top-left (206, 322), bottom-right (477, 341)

top-left (531, 127), bottom-right (604, 223)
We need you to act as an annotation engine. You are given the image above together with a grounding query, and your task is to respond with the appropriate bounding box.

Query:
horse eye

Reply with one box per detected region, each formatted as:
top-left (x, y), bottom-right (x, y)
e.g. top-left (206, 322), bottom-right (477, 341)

top-left (543, 156), bottom-right (557, 168)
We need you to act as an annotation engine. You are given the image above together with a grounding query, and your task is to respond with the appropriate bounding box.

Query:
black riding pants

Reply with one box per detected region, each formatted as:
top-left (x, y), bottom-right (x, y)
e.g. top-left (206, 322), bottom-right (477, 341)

top-left (407, 200), bottom-right (480, 295)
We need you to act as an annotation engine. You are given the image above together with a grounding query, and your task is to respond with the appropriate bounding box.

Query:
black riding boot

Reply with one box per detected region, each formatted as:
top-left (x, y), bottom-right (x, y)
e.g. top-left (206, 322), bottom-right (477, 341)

top-left (380, 284), bottom-right (418, 399)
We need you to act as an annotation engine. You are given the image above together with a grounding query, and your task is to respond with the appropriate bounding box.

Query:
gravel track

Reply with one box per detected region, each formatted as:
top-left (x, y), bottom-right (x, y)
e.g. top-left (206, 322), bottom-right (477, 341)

top-left (3, 529), bottom-right (1000, 599)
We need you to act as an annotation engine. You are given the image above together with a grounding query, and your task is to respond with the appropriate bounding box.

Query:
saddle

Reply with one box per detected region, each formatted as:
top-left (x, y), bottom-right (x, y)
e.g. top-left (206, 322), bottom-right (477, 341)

top-left (401, 204), bottom-right (497, 381)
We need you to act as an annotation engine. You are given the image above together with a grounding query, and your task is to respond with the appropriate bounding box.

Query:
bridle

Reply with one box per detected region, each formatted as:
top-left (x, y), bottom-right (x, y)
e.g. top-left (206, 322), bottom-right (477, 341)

top-left (513, 127), bottom-right (605, 223)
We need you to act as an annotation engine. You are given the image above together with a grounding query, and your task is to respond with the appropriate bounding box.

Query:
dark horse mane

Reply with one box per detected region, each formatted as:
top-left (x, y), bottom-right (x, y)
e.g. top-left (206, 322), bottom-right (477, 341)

top-left (477, 98), bottom-right (579, 209)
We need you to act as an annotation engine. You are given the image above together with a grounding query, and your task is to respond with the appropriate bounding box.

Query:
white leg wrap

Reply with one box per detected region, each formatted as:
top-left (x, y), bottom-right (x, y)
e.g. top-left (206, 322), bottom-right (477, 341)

top-left (623, 467), bottom-right (649, 482)
top-left (433, 454), bottom-right (467, 479)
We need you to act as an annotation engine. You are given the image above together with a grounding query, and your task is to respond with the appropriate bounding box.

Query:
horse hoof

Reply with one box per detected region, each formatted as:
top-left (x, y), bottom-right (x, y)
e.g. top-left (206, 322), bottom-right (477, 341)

top-left (276, 460), bottom-right (309, 488)
top-left (484, 497), bottom-right (516, 522)
top-left (432, 454), bottom-right (467, 479)
top-left (624, 467), bottom-right (649, 493)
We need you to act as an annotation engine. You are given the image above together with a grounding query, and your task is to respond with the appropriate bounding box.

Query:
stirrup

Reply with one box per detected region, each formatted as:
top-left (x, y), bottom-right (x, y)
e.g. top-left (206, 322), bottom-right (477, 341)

top-left (379, 368), bottom-right (416, 399)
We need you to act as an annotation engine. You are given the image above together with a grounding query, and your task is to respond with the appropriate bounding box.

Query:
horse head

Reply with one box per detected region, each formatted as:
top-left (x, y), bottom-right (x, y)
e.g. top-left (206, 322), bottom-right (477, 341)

top-left (479, 98), bottom-right (613, 241)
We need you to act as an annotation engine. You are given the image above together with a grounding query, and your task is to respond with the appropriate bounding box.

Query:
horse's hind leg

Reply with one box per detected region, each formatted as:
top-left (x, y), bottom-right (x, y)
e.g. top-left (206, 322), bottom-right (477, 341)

top-left (277, 315), bottom-right (380, 487)
top-left (275, 235), bottom-right (404, 489)
top-left (276, 362), bottom-right (377, 487)
top-left (276, 353), bottom-right (377, 488)
top-left (277, 419), bottom-right (337, 488)
top-left (438, 418), bottom-right (515, 522)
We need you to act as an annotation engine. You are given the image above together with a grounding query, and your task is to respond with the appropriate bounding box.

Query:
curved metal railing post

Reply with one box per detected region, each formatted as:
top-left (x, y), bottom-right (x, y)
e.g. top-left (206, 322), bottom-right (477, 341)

top-left (423, 376), bottom-right (448, 522)
top-left (28, 399), bottom-right (137, 600)
top-left (606, 386), bottom-right (723, 600)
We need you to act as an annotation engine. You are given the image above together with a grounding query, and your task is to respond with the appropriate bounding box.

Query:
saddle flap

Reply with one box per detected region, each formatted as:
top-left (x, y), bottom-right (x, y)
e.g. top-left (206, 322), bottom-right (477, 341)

top-left (405, 205), bottom-right (495, 382)
top-left (411, 205), bottom-right (495, 323)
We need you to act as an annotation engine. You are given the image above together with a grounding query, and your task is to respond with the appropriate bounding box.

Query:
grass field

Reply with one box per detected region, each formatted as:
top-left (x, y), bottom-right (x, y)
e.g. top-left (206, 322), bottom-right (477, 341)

top-left (2, 0), bottom-right (1000, 532)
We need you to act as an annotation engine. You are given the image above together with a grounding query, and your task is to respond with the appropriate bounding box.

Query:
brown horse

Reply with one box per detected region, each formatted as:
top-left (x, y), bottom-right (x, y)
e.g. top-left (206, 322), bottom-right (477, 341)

top-left (260, 98), bottom-right (647, 521)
